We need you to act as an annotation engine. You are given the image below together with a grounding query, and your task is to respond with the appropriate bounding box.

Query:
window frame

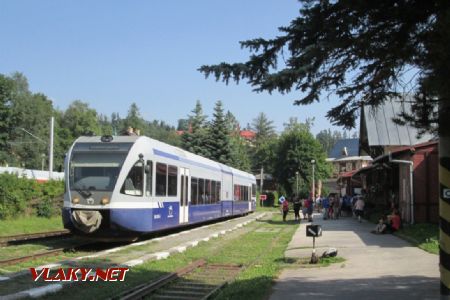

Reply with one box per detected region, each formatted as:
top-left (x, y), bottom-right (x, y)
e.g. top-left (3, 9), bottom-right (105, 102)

top-left (120, 160), bottom-right (144, 197)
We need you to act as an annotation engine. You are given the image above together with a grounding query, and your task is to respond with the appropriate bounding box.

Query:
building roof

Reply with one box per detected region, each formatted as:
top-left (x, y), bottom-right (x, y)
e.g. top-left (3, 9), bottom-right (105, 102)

top-left (361, 96), bottom-right (434, 147)
top-left (329, 139), bottom-right (359, 159)
top-left (240, 130), bottom-right (256, 140)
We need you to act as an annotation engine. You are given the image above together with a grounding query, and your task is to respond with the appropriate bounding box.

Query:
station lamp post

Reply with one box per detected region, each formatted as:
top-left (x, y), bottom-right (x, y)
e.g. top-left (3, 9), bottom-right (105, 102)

top-left (295, 171), bottom-right (299, 196)
top-left (311, 159), bottom-right (316, 200)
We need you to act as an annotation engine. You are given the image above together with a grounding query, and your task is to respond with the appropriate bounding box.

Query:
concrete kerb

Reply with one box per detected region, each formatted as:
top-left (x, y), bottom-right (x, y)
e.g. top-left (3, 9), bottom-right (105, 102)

top-left (122, 212), bottom-right (267, 267)
top-left (2, 284), bottom-right (63, 300)
top-left (0, 212), bottom-right (267, 299)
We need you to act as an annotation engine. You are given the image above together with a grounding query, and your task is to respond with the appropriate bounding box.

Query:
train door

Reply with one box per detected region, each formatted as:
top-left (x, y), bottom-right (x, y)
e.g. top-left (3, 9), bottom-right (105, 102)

top-left (248, 184), bottom-right (252, 211)
top-left (179, 168), bottom-right (190, 224)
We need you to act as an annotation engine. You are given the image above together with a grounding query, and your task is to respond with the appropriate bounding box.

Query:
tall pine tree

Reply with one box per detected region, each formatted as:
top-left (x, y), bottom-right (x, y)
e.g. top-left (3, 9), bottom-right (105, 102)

top-left (204, 101), bottom-right (232, 164)
top-left (181, 100), bottom-right (209, 157)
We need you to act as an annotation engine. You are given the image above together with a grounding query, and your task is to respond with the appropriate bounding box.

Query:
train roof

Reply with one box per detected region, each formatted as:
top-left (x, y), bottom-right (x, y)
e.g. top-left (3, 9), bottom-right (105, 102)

top-left (74, 135), bottom-right (255, 181)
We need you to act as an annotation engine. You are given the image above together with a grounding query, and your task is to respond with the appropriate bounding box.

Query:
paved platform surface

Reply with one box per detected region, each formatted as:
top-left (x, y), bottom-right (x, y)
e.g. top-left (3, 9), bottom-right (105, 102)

top-left (270, 213), bottom-right (439, 300)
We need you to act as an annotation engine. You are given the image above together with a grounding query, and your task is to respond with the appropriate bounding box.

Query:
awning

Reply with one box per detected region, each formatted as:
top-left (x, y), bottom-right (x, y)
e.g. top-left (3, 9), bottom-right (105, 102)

top-left (352, 165), bottom-right (376, 177)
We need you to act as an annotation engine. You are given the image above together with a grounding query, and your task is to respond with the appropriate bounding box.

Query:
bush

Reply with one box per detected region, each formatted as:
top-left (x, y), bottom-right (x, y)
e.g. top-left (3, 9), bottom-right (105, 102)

top-left (0, 173), bottom-right (64, 220)
top-left (36, 198), bottom-right (54, 218)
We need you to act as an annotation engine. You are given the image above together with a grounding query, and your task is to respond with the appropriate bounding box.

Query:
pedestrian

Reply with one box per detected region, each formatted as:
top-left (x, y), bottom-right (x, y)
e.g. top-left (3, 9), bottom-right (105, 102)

top-left (354, 196), bottom-right (365, 223)
top-left (278, 195), bottom-right (286, 215)
top-left (293, 196), bottom-right (301, 222)
top-left (322, 196), bottom-right (330, 220)
top-left (328, 195), bottom-right (335, 219)
top-left (307, 197), bottom-right (314, 222)
top-left (334, 196), bottom-right (341, 219)
top-left (282, 199), bottom-right (289, 222)
top-left (302, 199), bottom-right (308, 220)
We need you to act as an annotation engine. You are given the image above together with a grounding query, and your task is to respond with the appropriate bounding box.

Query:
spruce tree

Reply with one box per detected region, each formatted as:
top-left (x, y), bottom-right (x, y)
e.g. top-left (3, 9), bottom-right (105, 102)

top-left (204, 101), bottom-right (232, 164)
top-left (181, 100), bottom-right (209, 157)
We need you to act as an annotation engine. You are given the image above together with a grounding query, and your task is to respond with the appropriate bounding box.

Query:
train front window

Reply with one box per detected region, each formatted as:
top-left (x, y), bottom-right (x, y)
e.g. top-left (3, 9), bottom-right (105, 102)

top-left (70, 153), bottom-right (126, 191)
top-left (120, 161), bottom-right (144, 196)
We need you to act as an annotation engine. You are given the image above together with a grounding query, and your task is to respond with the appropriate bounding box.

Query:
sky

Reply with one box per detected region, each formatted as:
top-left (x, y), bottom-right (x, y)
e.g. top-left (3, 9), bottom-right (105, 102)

top-left (0, 0), bottom-right (353, 136)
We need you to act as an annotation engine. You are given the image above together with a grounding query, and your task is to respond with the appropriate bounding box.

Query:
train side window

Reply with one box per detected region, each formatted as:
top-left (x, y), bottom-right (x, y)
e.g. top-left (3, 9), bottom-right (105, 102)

top-left (234, 185), bottom-right (239, 201)
top-left (145, 160), bottom-right (153, 197)
top-left (198, 178), bottom-right (205, 205)
top-left (156, 163), bottom-right (167, 196)
top-left (211, 181), bottom-right (216, 203)
top-left (120, 160), bottom-right (144, 196)
top-left (205, 179), bottom-right (211, 204)
top-left (217, 182), bottom-right (221, 202)
top-left (168, 165), bottom-right (178, 196)
top-left (245, 186), bottom-right (249, 201)
top-left (191, 177), bottom-right (198, 205)
top-left (252, 184), bottom-right (256, 197)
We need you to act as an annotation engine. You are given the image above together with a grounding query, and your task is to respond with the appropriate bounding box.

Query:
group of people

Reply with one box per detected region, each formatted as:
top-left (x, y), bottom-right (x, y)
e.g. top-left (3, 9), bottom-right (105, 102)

top-left (372, 208), bottom-right (402, 234)
top-left (320, 193), bottom-right (365, 221)
top-left (279, 195), bottom-right (313, 222)
top-left (278, 193), bottom-right (402, 235)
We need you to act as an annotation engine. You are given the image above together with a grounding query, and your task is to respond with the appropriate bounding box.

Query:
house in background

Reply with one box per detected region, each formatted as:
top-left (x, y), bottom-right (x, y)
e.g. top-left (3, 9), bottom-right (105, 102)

top-left (354, 141), bottom-right (438, 223)
top-left (325, 138), bottom-right (372, 196)
top-left (354, 97), bottom-right (437, 224)
top-left (359, 96), bottom-right (433, 158)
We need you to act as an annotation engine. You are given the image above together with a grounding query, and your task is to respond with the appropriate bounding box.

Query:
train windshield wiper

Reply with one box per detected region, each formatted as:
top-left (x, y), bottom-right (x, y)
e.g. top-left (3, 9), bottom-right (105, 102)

top-left (74, 187), bottom-right (92, 198)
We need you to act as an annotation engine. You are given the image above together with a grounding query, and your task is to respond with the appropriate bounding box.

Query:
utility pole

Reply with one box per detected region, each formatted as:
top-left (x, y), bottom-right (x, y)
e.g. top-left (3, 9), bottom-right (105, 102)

top-left (260, 167), bottom-right (264, 194)
top-left (311, 160), bottom-right (315, 200)
top-left (296, 171), bottom-right (299, 196)
top-left (49, 117), bottom-right (54, 179)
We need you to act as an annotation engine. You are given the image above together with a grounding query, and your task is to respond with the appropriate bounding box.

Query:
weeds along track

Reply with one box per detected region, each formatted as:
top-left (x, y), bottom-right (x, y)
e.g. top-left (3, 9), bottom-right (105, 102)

top-left (0, 242), bottom-right (104, 267)
top-left (116, 259), bottom-right (243, 300)
top-left (0, 230), bottom-right (72, 247)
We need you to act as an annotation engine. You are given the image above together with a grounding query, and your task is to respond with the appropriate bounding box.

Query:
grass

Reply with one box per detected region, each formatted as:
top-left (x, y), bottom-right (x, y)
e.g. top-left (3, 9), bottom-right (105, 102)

top-left (395, 223), bottom-right (439, 254)
top-left (0, 216), bottom-right (63, 237)
top-left (34, 214), bottom-right (299, 300)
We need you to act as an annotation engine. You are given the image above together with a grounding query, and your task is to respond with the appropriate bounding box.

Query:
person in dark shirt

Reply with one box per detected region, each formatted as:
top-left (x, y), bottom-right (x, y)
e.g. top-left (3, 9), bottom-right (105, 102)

top-left (293, 196), bottom-right (301, 222)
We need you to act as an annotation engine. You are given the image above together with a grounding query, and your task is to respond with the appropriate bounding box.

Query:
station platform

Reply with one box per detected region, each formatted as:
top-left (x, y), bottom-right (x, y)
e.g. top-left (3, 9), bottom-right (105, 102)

top-left (270, 213), bottom-right (439, 300)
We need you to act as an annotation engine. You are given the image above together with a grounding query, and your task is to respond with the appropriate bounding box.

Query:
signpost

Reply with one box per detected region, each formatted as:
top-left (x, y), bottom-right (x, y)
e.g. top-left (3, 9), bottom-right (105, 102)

top-left (444, 189), bottom-right (450, 199)
top-left (259, 194), bottom-right (267, 201)
top-left (306, 224), bottom-right (322, 264)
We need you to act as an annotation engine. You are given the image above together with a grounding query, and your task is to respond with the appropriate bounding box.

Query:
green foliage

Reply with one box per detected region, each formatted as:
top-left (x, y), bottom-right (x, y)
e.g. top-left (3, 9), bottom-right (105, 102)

top-left (36, 198), bottom-right (53, 218)
top-left (0, 173), bottom-right (64, 219)
top-left (199, 1), bottom-right (448, 132)
top-left (396, 223), bottom-right (439, 254)
top-left (316, 129), bottom-right (343, 155)
top-left (251, 112), bottom-right (276, 143)
top-left (203, 101), bottom-right (233, 165)
top-left (273, 122), bottom-right (331, 195)
top-left (229, 135), bottom-right (251, 171)
top-left (181, 100), bottom-right (210, 157)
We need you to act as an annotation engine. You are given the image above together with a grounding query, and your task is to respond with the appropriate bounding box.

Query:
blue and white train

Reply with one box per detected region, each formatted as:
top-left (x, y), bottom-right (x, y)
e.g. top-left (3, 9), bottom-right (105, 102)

top-left (62, 135), bottom-right (256, 238)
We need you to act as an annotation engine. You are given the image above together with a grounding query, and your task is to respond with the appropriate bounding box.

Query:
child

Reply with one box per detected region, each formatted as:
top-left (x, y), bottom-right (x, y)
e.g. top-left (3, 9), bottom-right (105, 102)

top-left (372, 215), bottom-right (387, 234)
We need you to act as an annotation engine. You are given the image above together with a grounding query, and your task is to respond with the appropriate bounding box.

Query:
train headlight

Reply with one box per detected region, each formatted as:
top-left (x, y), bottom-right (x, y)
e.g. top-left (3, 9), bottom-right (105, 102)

top-left (72, 197), bottom-right (80, 204)
top-left (101, 197), bottom-right (110, 205)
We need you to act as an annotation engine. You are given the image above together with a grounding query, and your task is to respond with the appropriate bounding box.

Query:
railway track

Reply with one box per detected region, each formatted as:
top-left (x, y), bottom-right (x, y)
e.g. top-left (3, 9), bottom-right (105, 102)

top-left (0, 242), bottom-right (99, 267)
top-left (0, 230), bottom-right (71, 246)
top-left (116, 259), bottom-right (243, 300)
